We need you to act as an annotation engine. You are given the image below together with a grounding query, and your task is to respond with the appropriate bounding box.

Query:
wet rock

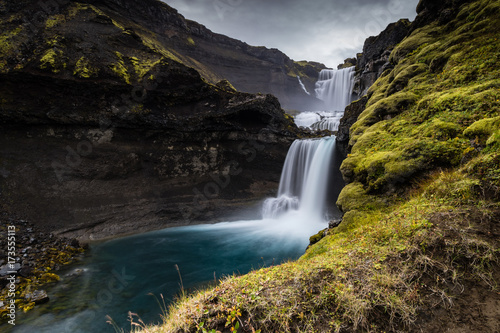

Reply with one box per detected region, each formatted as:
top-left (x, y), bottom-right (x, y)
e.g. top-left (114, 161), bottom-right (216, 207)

top-left (65, 268), bottom-right (85, 278)
top-left (328, 219), bottom-right (342, 229)
top-left (25, 290), bottom-right (49, 305)
top-left (0, 264), bottom-right (21, 276)
top-left (0, 278), bottom-right (8, 290)
top-left (336, 96), bottom-right (369, 156)
top-left (18, 266), bottom-right (33, 278)
top-left (308, 229), bottom-right (329, 248)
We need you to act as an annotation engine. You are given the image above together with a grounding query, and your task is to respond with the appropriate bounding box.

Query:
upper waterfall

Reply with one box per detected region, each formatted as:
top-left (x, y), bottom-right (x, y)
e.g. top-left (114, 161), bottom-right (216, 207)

top-left (294, 67), bottom-right (355, 131)
top-left (315, 67), bottom-right (355, 111)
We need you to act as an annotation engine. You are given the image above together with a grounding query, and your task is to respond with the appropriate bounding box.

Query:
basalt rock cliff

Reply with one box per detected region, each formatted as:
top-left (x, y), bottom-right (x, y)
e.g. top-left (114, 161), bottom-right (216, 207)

top-left (0, 0), bottom-right (309, 240)
top-left (89, 0), bottom-right (326, 111)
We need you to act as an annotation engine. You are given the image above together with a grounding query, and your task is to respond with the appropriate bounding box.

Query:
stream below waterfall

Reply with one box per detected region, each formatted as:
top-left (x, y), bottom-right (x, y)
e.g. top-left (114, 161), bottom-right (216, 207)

top-left (6, 67), bottom-right (354, 333)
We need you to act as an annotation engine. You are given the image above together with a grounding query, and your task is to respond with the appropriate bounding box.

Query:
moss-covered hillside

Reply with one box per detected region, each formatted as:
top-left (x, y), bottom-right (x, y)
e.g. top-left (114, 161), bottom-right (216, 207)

top-left (139, 0), bottom-right (499, 332)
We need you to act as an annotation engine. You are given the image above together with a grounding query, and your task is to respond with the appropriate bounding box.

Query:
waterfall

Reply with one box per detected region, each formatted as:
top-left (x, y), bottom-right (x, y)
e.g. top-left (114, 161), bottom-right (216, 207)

top-left (293, 67), bottom-right (355, 132)
top-left (297, 76), bottom-right (311, 95)
top-left (260, 67), bottom-right (353, 226)
top-left (315, 67), bottom-right (355, 111)
top-left (262, 137), bottom-right (336, 222)
top-left (294, 110), bottom-right (345, 131)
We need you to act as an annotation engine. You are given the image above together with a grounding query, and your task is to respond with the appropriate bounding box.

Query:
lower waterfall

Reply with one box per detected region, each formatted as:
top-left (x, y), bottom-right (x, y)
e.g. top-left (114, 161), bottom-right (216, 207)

top-left (262, 136), bottom-right (336, 223)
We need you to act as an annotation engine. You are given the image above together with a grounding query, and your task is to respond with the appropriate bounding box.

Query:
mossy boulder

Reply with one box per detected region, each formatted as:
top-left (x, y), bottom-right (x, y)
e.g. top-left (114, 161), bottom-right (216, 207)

top-left (336, 182), bottom-right (386, 212)
top-left (463, 116), bottom-right (500, 144)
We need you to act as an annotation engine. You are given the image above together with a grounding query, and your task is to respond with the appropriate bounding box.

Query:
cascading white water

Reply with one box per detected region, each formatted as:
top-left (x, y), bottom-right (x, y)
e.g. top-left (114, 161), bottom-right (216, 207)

top-left (262, 137), bottom-right (336, 222)
top-left (315, 67), bottom-right (355, 111)
top-left (293, 66), bottom-right (355, 132)
top-left (295, 110), bottom-right (345, 131)
top-left (268, 66), bottom-right (356, 222)
top-left (297, 76), bottom-right (311, 95)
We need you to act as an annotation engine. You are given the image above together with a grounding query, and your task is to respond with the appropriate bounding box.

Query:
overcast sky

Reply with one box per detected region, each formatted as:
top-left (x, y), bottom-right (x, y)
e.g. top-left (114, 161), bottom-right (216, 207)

top-left (162, 0), bottom-right (419, 68)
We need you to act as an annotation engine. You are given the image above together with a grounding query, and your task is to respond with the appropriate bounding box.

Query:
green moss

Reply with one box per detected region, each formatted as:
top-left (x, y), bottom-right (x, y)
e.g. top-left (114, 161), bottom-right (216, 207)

top-left (186, 37), bottom-right (195, 46)
top-left (463, 116), bottom-right (500, 144)
top-left (39, 48), bottom-right (66, 73)
top-left (139, 34), bottom-right (182, 63)
top-left (343, 0), bottom-right (500, 204)
top-left (73, 56), bottom-right (99, 78)
top-left (417, 118), bottom-right (461, 140)
top-left (287, 60), bottom-right (325, 78)
top-left (215, 79), bottom-right (236, 92)
top-left (336, 182), bottom-right (385, 212)
top-left (350, 91), bottom-right (418, 145)
top-left (109, 51), bottom-right (131, 84)
top-left (486, 129), bottom-right (500, 147)
top-left (68, 3), bottom-right (89, 17)
top-left (40, 272), bottom-right (60, 283)
top-left (45, 14), bottom-right (66, 29)
top-left (129, 56), bottom-right (162, 80)
top-left (0, 26), bottom-right (23, 72)
top-left (0, 26), bottom-right (22, 53)
top-left (309, 229), bottom-right (326, 246)
top-left (386, 63), bottom-right (426, 95)
top-left (130, 104), bottom-right (151, 114)
top-left (464, 152), bottom-right (500, 187)
top-left (422, 170), bottom-right (480, 205)
top-left (390, 22), bottom-right (442, 63)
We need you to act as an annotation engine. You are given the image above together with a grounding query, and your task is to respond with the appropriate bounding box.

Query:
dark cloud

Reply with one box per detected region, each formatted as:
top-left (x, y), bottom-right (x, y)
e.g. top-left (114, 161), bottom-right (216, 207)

top-left (163, 0), bottom-right (419, 67)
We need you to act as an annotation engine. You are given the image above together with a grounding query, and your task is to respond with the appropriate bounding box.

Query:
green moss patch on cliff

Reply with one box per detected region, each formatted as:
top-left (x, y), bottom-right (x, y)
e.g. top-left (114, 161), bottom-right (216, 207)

top-left (73, 56), bottom-right (99, 78)
top-left (0, 25), bottom-right (24, 72)
top-left (39, 48), bottom-right (67, 73)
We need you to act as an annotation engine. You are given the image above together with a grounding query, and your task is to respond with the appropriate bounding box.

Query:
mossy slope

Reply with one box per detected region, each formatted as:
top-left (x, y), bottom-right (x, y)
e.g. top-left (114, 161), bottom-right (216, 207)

top-left (136, 0), bottom-right (500, 332)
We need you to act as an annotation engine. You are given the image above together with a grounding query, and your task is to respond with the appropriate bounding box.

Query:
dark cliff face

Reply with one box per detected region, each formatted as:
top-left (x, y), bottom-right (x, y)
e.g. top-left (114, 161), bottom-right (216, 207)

top-left (85, 0), bottom-right (327, 111)
top-left (353, 19), bottom-right (412, 97)
top-left (0, 0), bottom-right (305, 240)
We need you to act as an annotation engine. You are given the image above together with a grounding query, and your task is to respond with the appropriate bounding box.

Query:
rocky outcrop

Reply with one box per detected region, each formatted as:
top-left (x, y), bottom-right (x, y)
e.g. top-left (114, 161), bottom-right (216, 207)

top-left (412, 0), bottom-right (472, 31)
top-left (337, 57), bottom-right (357, 70)
top-left (0, 0), bottom-right (305, 240)
top-left (0, 210), bottom-right (85, 315)
top-left (336, 20), bottom-right (411, 156)
top-left (336, 96), bottom-right (368, 156)
top-left (353, 19), bottom-right (412, 97)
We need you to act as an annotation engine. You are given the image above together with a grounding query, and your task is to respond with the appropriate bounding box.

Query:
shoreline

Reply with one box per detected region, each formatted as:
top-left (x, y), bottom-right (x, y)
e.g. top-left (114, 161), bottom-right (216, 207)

top-left (50, 197), bottom-right (269, 243)
top-left (0, 209), bottom-right (86, 320)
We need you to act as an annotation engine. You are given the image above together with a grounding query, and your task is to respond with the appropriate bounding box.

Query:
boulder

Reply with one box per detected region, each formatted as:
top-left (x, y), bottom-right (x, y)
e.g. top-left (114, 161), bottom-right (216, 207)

top-left (25, 290), bottom-right (50, 305)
